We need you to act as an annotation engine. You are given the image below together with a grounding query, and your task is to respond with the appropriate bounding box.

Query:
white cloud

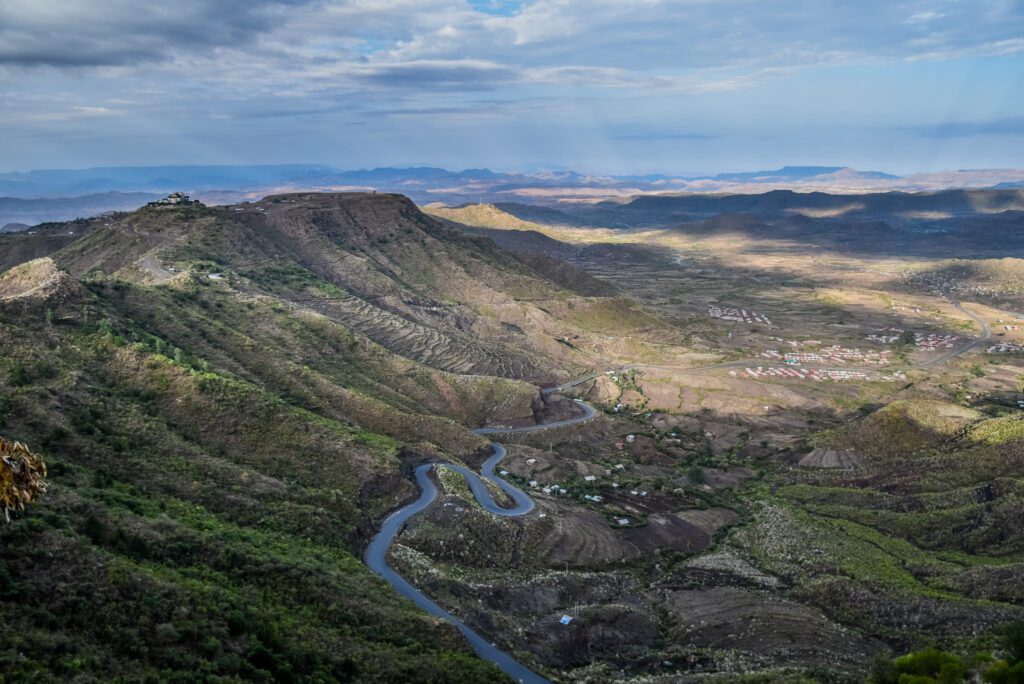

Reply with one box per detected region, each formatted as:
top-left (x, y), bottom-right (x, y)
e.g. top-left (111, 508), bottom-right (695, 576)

top-left (0, 0), bottom-right (1021, 171)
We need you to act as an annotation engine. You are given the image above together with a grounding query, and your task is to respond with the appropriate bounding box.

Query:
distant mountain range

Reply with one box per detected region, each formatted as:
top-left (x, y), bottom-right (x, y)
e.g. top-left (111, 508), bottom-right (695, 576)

top-left (3, 164), bottom-right (1024, 227)
top-left (0, 192), bottom-right (162, 228)
top-left (702, 165), bottom-right (900, 182)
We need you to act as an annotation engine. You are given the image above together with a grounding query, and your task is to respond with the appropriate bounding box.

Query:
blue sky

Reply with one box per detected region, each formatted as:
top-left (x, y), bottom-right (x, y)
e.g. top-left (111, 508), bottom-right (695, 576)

top-left (1, 0), bottom-right (1022, 174)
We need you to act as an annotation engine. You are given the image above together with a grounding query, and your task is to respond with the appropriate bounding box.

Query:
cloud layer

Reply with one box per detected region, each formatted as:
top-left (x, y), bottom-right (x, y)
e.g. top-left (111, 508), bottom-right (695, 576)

top-left (1, 0), bottom-right (1022, 173)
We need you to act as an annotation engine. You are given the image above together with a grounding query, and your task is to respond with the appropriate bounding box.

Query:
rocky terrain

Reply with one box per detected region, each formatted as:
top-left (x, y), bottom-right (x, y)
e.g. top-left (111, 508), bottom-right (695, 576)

top-left (2, 189), bottom-right (1024, 682)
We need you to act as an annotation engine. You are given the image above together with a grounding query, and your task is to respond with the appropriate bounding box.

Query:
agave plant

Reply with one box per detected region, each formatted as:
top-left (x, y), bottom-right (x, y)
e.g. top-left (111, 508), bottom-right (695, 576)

top-left (0, 438), bottom-right (47, 522)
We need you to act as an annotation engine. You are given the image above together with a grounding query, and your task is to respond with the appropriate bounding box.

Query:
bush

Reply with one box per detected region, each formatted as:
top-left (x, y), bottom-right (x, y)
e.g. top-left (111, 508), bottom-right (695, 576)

top-left (889, 649), bottom-right (966, 684)
top-left (7, 361), bottom-right (31, 386)
top-left (985, 660), bottom-right (1024, 684)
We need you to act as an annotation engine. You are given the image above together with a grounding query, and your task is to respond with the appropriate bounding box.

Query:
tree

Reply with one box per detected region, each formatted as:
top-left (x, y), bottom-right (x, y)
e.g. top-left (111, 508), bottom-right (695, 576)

top-left (0, 437), bottom-right (47, 522)
top-left (1002, 619), bottom-right (1024, 665)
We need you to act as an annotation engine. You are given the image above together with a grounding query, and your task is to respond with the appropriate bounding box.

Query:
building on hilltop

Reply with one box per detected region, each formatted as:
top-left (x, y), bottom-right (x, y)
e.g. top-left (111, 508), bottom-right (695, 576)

top-left (148, 192), bottom-right (199, 207)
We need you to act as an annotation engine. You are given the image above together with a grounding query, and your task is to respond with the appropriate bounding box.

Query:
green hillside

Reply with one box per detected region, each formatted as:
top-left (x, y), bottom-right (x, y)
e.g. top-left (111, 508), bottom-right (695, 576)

top-left (0, 193), bottom-right (671, 682)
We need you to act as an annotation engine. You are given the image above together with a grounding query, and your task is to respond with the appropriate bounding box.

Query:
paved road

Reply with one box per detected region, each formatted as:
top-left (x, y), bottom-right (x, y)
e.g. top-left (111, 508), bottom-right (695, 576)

top-left (364, 453), bottom-right (549, 684)
top-left (364, 409), bottom-right (605, 683)
top-left (474, 399), bottom-right (597, 434)
top-left (919, 299), bottom-right (991, 368)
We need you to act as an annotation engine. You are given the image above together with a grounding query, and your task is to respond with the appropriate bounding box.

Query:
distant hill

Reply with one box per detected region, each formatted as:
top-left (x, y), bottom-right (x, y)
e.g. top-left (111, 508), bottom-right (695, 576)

top-left (0, 191), bottom-right (159, 226)
top-left (0, 165), bottom-right (334, 197)
top-left (601, 188), bottom-right (1024, 221)
top-left (422, 202), bottom-right (548, 232)
top-left (482, 188), bottom-right (1024, 259)
top-left (3, 164), bottom-right (1024, 207)
top-left (702, 165), bottom-right (899, 183)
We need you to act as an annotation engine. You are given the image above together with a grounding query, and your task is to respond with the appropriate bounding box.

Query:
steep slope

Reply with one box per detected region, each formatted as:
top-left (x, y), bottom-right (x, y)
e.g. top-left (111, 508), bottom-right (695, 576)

top-left (0, 192), bottom-right (692, 682)
top-left (421, 205), bottom-right (616, 296)
top-left (1, 193), bottom-right (679, 682)
top-left (50, 193), bottom-right (672, 381)
top-left (0, 259), bottom-right (510, 682)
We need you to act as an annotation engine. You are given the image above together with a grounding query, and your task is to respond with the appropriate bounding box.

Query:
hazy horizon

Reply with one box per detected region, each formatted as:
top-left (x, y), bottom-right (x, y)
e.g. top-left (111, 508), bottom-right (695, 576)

top-left (2, 161), bottom-right (1023, 180)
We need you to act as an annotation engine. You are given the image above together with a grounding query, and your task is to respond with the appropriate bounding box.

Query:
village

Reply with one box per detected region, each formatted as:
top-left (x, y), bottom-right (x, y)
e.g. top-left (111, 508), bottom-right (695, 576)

top-left (497, 453), bottom-right (665, 529)
top-left (735, 366), bottom-right (907, 382)
top-left (738, 366), bottom-right (873, 382)
top-left (761, 344), bottom-right (892, 365)
top-left (707, 304), bottom-right (772, 325)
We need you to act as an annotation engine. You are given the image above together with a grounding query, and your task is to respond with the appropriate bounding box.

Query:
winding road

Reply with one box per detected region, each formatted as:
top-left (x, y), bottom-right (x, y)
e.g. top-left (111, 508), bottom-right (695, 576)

top-left (365, 401), bottom-right (600, 684)
top-left (364, 300), bottom-right (991, 683)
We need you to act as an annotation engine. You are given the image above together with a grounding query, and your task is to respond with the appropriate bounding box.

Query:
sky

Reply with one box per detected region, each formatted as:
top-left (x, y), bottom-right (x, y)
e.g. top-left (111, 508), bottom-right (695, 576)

top-left (1, 0), bottom-right (1023, 175)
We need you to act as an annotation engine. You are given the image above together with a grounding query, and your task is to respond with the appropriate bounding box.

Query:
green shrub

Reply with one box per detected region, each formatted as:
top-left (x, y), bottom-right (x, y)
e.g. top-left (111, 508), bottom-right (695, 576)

top-left (7, 361), bottom-right (31, 386)
top-left (885, 649), bottom-right (967, 684)
top-left (985, 660), bottom-right (1024, 684)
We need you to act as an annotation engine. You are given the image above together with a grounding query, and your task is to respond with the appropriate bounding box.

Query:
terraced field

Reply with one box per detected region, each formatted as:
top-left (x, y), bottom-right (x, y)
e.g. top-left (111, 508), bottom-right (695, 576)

top-left (292, 290), bottom-right (550, 378)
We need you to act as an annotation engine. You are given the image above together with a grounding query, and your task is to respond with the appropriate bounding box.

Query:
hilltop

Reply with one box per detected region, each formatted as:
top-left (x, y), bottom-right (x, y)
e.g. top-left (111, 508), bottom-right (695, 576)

top-left (423, 202), bottom-right (549, 232)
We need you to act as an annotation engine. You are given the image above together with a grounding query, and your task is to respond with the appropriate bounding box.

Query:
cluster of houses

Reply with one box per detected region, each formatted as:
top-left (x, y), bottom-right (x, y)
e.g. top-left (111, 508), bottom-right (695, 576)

top-left (761, 345), bottom-right (892, 365)
top-left (741, 366), bottom-right (871, 382)
top-left (504, 458), bottom-right (660, 520)
top-left (865, 328), bottom-right (959, 351)
top-left (708, 305), bottom-right (772, 325)
top-left (912, 332), bottom-right (960, 351)
top-left (987, 342), bottom-right (1024, 354)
